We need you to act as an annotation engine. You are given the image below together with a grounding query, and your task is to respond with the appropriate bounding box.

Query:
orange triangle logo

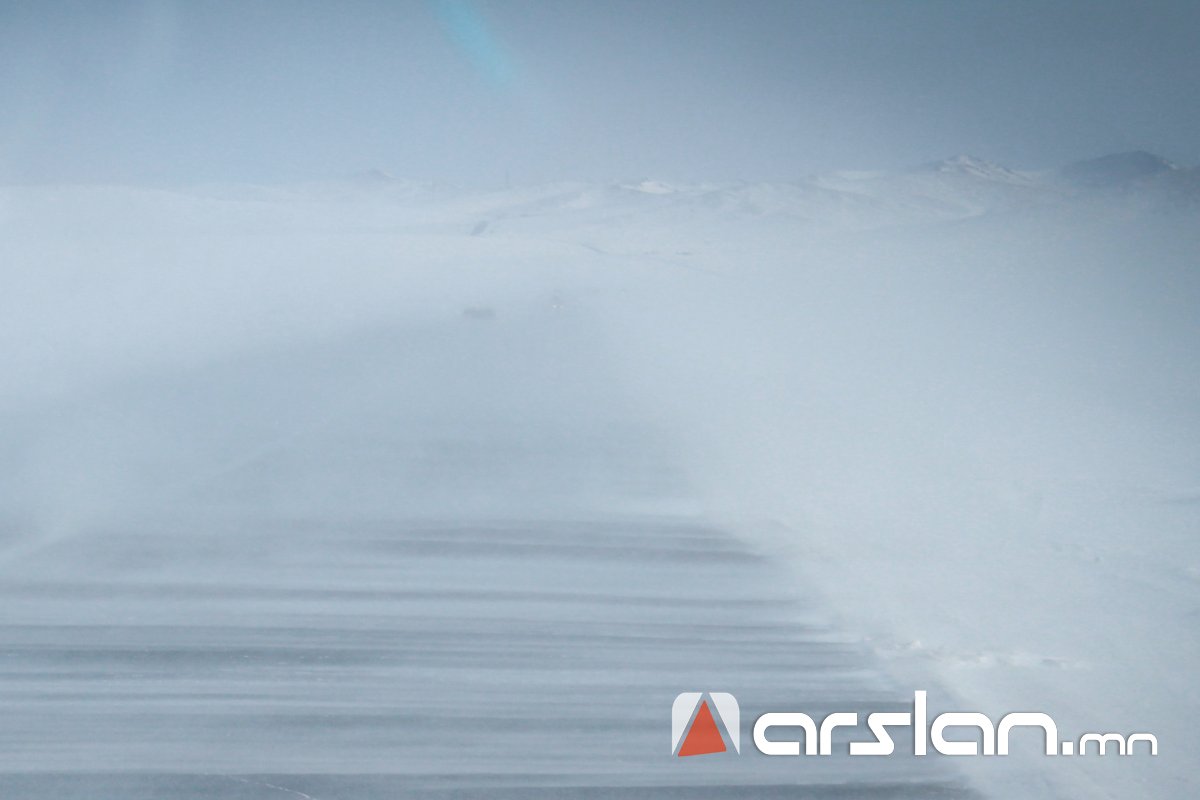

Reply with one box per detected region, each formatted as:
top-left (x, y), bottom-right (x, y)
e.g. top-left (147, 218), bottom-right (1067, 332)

top-left (677, 700), bottom-right (727, 756)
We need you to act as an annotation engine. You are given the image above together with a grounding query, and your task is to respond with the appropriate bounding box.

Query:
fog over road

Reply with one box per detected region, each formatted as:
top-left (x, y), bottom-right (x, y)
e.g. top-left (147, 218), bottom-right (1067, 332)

top-left (0, 307), bottom-right (973, 799)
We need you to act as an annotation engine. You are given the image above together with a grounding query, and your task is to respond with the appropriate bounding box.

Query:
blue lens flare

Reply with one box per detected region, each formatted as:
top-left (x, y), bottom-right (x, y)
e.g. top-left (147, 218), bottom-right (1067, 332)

top-left (429, 0), bottom-right (517, 91)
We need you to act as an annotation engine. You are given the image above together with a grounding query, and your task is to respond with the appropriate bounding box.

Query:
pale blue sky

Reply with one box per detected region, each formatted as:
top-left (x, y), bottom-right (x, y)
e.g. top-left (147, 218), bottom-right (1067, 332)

top-left (1, 0), bottom-right (1197, 185)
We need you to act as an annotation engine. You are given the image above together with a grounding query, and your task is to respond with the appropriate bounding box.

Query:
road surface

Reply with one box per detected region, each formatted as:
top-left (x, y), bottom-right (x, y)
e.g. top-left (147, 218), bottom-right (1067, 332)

top-left (0, 306), bottom-right (975, 798)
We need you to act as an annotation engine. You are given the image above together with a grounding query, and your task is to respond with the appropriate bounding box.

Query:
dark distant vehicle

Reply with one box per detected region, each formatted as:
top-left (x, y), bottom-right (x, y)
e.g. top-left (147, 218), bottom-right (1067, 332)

top-left (461, 306), bottom-right (496, 321)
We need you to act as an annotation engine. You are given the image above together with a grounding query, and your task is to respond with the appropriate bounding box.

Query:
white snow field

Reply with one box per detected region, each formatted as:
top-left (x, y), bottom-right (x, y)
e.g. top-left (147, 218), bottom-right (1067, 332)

top-left (0, 153), bottom-right (1196, 798)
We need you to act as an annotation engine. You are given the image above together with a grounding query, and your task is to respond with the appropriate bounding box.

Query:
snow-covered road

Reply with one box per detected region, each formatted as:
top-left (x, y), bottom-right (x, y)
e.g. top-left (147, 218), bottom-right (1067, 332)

top-left (0, 310), bottom-right (974, 798)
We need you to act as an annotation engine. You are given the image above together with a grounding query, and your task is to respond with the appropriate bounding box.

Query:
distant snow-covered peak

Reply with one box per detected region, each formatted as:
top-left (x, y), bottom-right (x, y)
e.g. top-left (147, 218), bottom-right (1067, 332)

top-left (914, 154), bottom-right (1032, 183)
top-left (618, 179), bottom-right (680, 195)
top-left (1060, 151), bottom-right (1179, 187)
